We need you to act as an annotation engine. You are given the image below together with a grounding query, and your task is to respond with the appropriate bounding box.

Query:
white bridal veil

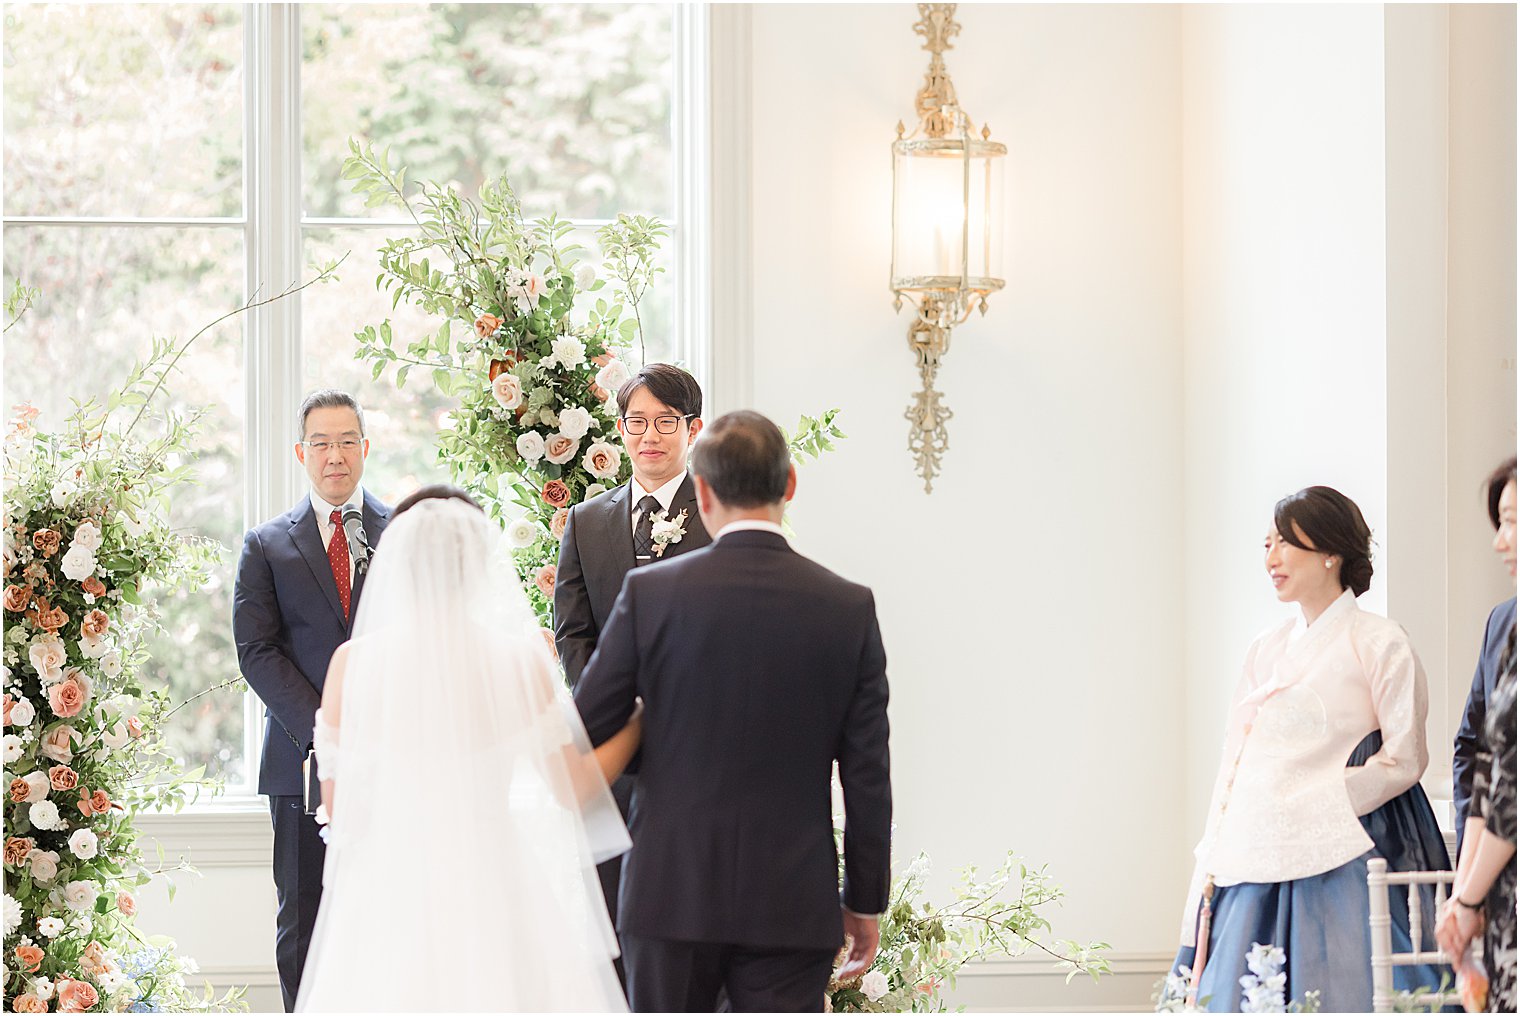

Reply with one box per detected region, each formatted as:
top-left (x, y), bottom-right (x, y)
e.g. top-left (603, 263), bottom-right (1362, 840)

top-left (296, 497), bottom-right (629, 1013)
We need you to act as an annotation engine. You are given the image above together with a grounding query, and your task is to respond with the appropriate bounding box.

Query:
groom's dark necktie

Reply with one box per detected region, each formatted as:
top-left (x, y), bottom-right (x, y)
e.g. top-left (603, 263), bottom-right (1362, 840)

top-left (633, 494), bottom-right (661, 565)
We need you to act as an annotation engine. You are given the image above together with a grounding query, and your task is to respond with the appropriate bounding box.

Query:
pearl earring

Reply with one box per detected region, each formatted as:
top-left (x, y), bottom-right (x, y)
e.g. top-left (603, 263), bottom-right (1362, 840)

top-left (1325, 559), bottom-right (1334, 569)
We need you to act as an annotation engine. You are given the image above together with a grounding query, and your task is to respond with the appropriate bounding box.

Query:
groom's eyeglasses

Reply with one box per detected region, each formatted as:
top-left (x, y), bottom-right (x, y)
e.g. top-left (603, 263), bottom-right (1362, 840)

top-left (301, 439), bottom-right (363, 453)
top-left (621, 415), bottom-right (693, 436)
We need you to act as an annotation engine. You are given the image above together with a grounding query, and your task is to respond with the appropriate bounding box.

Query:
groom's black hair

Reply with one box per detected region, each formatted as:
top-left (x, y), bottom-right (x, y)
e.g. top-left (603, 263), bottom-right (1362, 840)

top-left (616, 363), bottom-right (702, 419)
top-left (690, 411), bottom-right (789, 509)
top-left (393, 484), bottom-right (482, 517)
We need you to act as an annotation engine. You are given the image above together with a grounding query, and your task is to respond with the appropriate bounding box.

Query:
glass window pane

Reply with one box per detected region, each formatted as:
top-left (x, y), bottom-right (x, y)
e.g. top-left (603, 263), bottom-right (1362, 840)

top-left (301, 3), bottom-right (674, 221)
top-left (3, 4), bottom-right (244, 219)
top-left (302, 227), bottom-right (454, 506)
top-left (3, 226), bottom-right (247, 785)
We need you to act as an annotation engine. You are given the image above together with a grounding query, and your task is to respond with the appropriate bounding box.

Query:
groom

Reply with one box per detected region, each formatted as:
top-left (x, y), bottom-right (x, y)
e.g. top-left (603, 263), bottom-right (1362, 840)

top-left (554, 362), bottom-right (713, 977)
top-left (232, 390), bottom-right (391, 1012)
top-left (574, 410), bottom-right (893, 1012)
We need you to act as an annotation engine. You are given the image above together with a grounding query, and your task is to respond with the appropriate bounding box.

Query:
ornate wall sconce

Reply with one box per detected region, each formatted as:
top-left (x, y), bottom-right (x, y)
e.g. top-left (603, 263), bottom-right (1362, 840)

top-left (890, 3), bottom-right (1006, 493)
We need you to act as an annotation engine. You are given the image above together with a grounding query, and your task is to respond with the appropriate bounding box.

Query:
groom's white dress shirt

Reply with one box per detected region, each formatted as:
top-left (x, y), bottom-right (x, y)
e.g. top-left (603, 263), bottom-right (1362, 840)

top-left (630, 470), bottom-right (688, 536)
top-left (311, 486), bottom-right (366, 586)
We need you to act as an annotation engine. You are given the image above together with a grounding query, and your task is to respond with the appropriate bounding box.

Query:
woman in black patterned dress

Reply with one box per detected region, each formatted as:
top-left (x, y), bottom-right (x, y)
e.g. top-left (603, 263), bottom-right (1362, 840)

top-left (1438, 460), bottom-right (1517, 1011)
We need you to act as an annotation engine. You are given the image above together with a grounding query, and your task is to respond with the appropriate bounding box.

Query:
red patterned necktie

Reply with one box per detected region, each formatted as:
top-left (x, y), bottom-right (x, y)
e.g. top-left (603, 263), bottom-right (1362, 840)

top-left (327, 509), bottom-right (351, 619)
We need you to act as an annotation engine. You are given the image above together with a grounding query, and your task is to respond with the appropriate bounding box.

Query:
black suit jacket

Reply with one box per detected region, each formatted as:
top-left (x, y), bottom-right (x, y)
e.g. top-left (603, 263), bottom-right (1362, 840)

top-left (232, 492), bottom-right (391, 796)
top-left (574, 529), bottom-right (892, 951)
top-left (1454, 596), bottom-right (1517, 845)
top-left (554, 475), bottom-right (711, 686)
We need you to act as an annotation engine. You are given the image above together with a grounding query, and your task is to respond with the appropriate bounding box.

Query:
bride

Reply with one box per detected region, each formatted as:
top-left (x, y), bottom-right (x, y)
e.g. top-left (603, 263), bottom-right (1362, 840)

top-left (295, 485), bottom-right (641, 1012)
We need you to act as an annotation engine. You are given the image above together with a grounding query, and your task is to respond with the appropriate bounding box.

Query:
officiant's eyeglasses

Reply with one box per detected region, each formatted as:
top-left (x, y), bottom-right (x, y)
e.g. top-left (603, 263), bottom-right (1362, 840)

top-left (301, 439), bottom-right (363, 453)
top-left (620, 415), bottom-right (693, 436)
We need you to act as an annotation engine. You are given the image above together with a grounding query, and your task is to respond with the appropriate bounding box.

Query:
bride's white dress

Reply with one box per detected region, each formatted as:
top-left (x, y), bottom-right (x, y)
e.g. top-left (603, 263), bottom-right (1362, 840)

top-left (294, 498), bottom-right (630, 1013)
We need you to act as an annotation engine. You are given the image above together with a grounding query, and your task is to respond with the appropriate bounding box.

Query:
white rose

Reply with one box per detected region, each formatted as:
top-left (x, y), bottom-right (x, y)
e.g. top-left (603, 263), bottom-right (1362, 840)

top-left (581, 441), bottom-right (623, 481)
top-left (28, 638), bottom-right (66, 683)
top-left (29, 850), bottom-right (60, 883)
top-left (595, 357), bottom-right (631, 396)
top-left (505, 518), bottom-right (540, 551)
top-left (28, 800), bottom-right (62, 831)
top-left (2, 733), bottom-right (21, 763)
top-left (515, 431), bottom-right (546, 464)
top-left (100, 651), bottom-right (122, 679)
top-left (10, 696), bottom-right (35, 726)
top-left (70, 521), bottom-right (103, 553)
top-left (119, 510), bottom-right (148, 540)
top-left (575, 262), bottom-right (596, 290)
top-left (20, 771), bottom-right (49, 803)
top-left (860, 970), bottom-right (889, 1002)
top-left (583, 483), bottom-right (608, 502)
top-left (549, 336), bottom-right (586, 371)
top-left (78, 633), bottom-right (108, 660)
top-left (50, 479), bottom-right (77, 508)
top-left (63, 880), bottom-right (96, 912)
top-left (59, 543), bottom-right (95, 582)
top-left (100, 722), bottom-right (128, 750)
top-left (67, 828), bottom-right (98, 860)
top-left (557, 406), bottom-right (594, 440)
top-left (1, 893), bottom-right (19, 937)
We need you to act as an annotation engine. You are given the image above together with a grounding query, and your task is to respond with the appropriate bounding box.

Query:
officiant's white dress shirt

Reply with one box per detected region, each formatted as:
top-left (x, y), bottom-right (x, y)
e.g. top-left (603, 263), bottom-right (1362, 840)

top-left (630, 471), bottom-right (687, 536)
top-left (1180, 588), bottom-right (1430, 943)
top-left (311, 486), bottom-right (365, 587)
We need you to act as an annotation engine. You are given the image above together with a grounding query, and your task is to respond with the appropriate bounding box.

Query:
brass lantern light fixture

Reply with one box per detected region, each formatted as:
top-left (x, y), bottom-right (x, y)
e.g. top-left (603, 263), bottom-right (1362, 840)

top-left (891, 3), bottom-right (1005, 493)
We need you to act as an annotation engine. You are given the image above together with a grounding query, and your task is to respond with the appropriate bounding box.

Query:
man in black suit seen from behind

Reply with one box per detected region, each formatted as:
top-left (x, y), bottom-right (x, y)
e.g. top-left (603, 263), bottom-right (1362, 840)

top-left (232, 390), bottom-right (391, 1012)
top-left (574, 410), bottom-right (892, 1013)
top-left (554, 362), bottom-right (713, 980)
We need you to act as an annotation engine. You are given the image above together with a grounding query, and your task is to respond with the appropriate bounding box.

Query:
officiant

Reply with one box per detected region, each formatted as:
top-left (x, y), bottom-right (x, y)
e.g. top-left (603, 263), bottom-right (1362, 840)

top-left (553, 362), bottom-right (711, 985)
top-left (232, 390), bottom-right (392, 1012)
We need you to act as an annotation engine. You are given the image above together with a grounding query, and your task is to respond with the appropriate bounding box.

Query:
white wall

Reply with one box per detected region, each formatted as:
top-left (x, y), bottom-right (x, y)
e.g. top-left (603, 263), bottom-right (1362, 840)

top-left (748, 4), bottom-right (1187, 1005)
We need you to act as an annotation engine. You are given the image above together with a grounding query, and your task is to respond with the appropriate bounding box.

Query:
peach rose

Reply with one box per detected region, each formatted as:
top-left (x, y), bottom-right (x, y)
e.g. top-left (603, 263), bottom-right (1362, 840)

top-left (35, 603), bottom-right (68, 632)
top-left (81, 941), bottom-right (106, 969)
top-left (544, 433), bottom-right (579, 466)
top-left (89, 789), bottom-right (112, 814)
top-left (126, 716), bottom-right (144, 739)
top-left (12, 993), bottom-right (46, 1013)
top-left (540, 627), bottom-right (559, 659)
top-left (117, 890), bottom-right (136, 917)
top-left (57, 978), bottom-right (99, 1012)
top-left (3, 693), bottom-right (12, 725)
top-left (32, 529), bottom-right (61, 557)
top-left (4, 835), bottom-right (34, 866)
top-left (48, 677), bottom-right (86, 719)
top-left (487, 353), bottom-right (518, 380)
top-left (40, 724), bottom-right (78, 763)
top-left (9, 777), bottom-right (31, 803)
top-left (80, 609), bottom-right (108, 638)
top-left (534, 564), bottom-right (557, 599)
top-left (15, 942), bottom-right (45, 972)
top-left (490, 372), bottom-right (523, 411)
top-left (541, 480), bottom-right (571, 509)
top-left (48, 764), bottom-right (78, 792)
top-left (3, 583), bottom-right (30, 612)
top-left (80, 575), bottom-right (106, 598)
top-left (76, 789), bottom-right (97, 817)
top-left (550, 507), bottom-right (570, 541)
top-left (474, 313), bottom-right (503, 338)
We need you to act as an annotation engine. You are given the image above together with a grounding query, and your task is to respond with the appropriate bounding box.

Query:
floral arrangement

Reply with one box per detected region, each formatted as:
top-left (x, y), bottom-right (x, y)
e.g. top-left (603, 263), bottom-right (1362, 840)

top-left (827, 849), bottom-right (1110, 1013)
top-left (1156, 944), bottom-right (1321, 1013)
top-left (343, 141), bottom-right (845, 629)
top-left (2, 278), bottom-right (328, 1012)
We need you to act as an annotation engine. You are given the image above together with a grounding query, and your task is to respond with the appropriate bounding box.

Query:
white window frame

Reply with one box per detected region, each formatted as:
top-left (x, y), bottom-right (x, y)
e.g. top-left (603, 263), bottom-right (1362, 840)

top-left (206, 1), bottom-right (715, 811)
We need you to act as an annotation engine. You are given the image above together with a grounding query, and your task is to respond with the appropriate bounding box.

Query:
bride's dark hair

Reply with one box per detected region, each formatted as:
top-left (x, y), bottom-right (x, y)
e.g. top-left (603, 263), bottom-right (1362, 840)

top-left (392, 483), bottom-right (482, 517)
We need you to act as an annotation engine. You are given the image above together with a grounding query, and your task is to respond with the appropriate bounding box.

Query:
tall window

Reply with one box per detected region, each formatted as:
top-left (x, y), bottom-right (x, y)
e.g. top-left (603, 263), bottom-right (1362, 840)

top-left (3, 3), bottom-right (682, 799)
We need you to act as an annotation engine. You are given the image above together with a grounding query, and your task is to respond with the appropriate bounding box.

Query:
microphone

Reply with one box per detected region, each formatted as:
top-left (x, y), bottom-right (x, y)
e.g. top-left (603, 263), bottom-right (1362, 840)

top-left (341, 506), bottom-right (371, 574)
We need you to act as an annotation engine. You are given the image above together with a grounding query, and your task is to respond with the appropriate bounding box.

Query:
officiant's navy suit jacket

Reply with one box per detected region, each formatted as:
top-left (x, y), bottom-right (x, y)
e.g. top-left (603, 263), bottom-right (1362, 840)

top-left (574, 529), bottom-right (893, 951)
top-left (233, 492), bottom-right (391, 796)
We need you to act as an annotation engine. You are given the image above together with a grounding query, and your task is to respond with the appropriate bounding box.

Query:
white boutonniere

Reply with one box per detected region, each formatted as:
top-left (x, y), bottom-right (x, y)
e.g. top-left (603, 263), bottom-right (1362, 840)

top-left (649, 509), bottom-right (688, 558)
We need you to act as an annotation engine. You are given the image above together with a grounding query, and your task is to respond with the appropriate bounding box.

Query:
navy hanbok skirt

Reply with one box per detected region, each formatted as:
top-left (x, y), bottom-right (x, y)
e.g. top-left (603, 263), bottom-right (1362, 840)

top-left (1170, 731), bottom-right (1453, 1012)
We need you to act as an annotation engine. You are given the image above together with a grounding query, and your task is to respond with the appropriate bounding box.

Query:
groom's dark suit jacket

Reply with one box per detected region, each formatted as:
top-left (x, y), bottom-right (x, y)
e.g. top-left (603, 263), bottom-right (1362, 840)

top-left (575, 529), bottom-right (893, 951)
top-left (554, 474), bottom-right (711, 686)
top-left (233, 492), bottom-right (392, 795)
